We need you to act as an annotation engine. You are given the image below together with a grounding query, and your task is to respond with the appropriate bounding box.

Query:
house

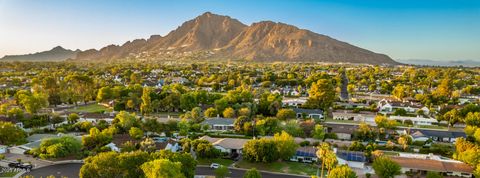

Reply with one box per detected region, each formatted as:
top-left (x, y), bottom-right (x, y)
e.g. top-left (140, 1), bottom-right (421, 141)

top-left (282, 97), bottom-right (307, 108)
top-left (411, 131), bottom-right (430, 142)
top-left (290, 146), bottom-right (318, 163)
top-left (78, 112), bottom-right (115, 124)
top-left (201, 118), bottom-right (235, 131)
top-left (336, 149), bottom-right (368, 169)
top-left (332, 110), bottom-right (376, 123)
top-left (106, 142), bottom-right (121, 152)
top-left (170, 77), bottom-right (189, 84)
top-left (389, 115), bottom-right (438, 126)
top-left (200, 136), bottom-right (249, 155)
top-left (378, 99), bottom-right (425, 114)
top-left (325, 124), bottom-right (357, 140)
top-left (409, 129), bottom-right (466, 143)
top-left (292, 108), bottom-right (323, 120)
top-left (391, 154), bottom-right (473, 177)
top-left (155, 139), bottom-right (180, 152)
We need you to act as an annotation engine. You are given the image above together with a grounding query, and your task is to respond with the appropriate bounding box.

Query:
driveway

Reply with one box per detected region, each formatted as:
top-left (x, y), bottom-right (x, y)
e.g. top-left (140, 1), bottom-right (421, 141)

top-left (2, 153), bottom-right (52, 169)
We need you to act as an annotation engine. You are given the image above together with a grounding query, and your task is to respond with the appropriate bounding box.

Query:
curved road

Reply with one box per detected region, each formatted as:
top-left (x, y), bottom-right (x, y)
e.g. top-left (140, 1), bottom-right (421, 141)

top-left (23, 163), bottom-right (308, 178)
top-left (23, 163), bottom-right (83, 178)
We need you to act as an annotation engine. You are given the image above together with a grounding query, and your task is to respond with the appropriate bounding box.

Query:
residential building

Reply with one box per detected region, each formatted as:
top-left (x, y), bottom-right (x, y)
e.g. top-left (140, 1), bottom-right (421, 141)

top-left (336, 149), bottom-right (368, 169)
top-left (389, 115), bottom-right (438, 126)
top-left (332, 110), bottom-right (376, 123)
top-left (200, 118), bottom-right (235, 131)
top-left (292, 108), bottom-right (324, 120)
top-left (391, 154), bottom-right (473, 177)
top-left (409, 129), bottom-right (466, 143)
top-left (290, 146), bottom-right (318, 163)
top-left (282, 97), bottom-right (307, 108)
top-left (200, 136), bottom-right (248, 155)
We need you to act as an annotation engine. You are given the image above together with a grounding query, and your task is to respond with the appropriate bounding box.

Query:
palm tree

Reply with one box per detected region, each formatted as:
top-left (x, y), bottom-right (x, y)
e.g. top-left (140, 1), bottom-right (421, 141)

top-left (316, 143), bottom-right (335, 178)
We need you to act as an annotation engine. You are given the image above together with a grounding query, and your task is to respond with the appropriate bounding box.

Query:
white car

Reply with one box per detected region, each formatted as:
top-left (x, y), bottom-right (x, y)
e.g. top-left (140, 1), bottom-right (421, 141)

top-left (210, 163), bottom-right (220, 169)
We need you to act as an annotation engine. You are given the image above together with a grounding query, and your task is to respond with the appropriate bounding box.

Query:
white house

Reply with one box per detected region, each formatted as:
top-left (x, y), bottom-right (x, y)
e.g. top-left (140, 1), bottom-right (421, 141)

top-left (292, 108), bottom-right (324, 120)
top-left (200, 136), bottom-right (248, 155)
top-left (282, 97), bottom-right (307, 108)
top-left (332, 110), bottom-right (376, 123)
top-left (389, 115), bottom-right (438, 126)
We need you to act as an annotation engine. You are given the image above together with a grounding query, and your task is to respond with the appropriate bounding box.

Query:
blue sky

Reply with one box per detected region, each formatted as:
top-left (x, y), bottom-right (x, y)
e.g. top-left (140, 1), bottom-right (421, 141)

top-left (0, 0), bottom-right (479, 61)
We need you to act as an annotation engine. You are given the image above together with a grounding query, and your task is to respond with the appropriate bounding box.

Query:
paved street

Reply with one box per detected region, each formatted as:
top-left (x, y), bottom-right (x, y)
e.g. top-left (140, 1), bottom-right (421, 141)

top-left (22, 163), bottom-right (309, 178)
top-left (22, 163), bottom-right (82, 178)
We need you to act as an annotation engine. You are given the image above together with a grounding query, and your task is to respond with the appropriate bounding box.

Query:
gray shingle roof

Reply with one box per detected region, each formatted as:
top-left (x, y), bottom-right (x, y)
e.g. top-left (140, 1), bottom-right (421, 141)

top-left (201, 118), bottom-right (235, 125)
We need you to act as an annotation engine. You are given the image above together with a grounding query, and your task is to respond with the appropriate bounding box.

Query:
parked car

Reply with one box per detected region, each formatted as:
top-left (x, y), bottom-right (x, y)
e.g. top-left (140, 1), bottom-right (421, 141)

top-left (210, 163), bottom-right (220, 169)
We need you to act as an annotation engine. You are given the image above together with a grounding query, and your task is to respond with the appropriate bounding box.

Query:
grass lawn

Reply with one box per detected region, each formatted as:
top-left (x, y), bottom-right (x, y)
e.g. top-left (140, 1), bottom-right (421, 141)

top-left (197, 158), bottom-right (234, 166)
top-left (382, 151), bottom-right (400, 156)
top-left (235, 160), bottom-right (318, 176)
top-left (0, 171), bottom-right (20, 177)
top-left (68, 104), bottom-right (112, 113)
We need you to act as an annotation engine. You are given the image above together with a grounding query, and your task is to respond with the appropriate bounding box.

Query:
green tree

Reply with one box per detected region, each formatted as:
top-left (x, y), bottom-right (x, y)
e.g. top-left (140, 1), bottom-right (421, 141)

top-left (96, 86), bottom-right (112, 102)
top-left (67, 113), bottom-right (80, 124)
top-left (234, 116), bottom-right (251, 133)
top-left (223, 107), bottom-right (235, 118)
top-left (140, 87), bottom-right (152, 115)
top-left (7, 107), bottom-right (24, 120)
top-left (141, 159), bottom-right (185, 178)
top-left (306, 79), bottom-right (335, 110)
top-left (115, 111), bottom-right (138, 131)
top-left (313, 124), bottom-right (326, 140)
top-left (392, 84), bottom-right (407, 101)
top-left (273, 131), bottom-right (298, 161)
top-left (243, 168), bottom-right (262, 178)
top-left (372, 156), bottom-right (401, 178)
top-left (398, 134), bottom-right (412, 151)
top-left (276, 109), bottom-right (296, 120)
top-left (243, 138), bottom-right (278, 163)
top-left (177, 118), bottom-right (190, 136)
top-left (17, 91), bottom-right (49, 114)
top-left (374, 115), bottom-right (396, 129)
top-left (129, 127), bottom-right (144, 140)
top-left (33, 136), bottom-right (81, 159)
top-left (327, 165), bottom-right (357, 178)
top-left (426, 171), bottom-right (443, 178)
top-left (0, 121), bottom-right (27, 145)
top-left (443, 109), bottom-right (461, 127)
top-left (215, 165), bottom-right (229, 178)
top-left (204, 107), bottom-right (217, 118)
top-left (317, 143), bottom-right (337, 178)
top-left (282, 120), bottom-right (303, 137)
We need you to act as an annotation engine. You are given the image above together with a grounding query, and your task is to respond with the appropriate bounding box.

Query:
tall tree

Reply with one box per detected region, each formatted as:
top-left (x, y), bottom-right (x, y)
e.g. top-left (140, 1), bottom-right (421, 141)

top-left (141, 87), bottom-right (152, 115)
top-left (0, 121), bottom-right (27, 145)
top-left (273, 131), bottom-right (298, 161)
top-left (372, 156), bottom-right (401, 178)
top-left (141, 159), bottom-right (185, 178)
top-left (306, 79), bottom-right (335, 110)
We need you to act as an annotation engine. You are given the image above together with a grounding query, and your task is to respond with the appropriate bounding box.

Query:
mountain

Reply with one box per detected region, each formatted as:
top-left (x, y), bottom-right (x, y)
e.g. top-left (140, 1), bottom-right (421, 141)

top-left (1, 46), bottom-right (79, 61)
top-left (74, 12), bottom-right (397, 64)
